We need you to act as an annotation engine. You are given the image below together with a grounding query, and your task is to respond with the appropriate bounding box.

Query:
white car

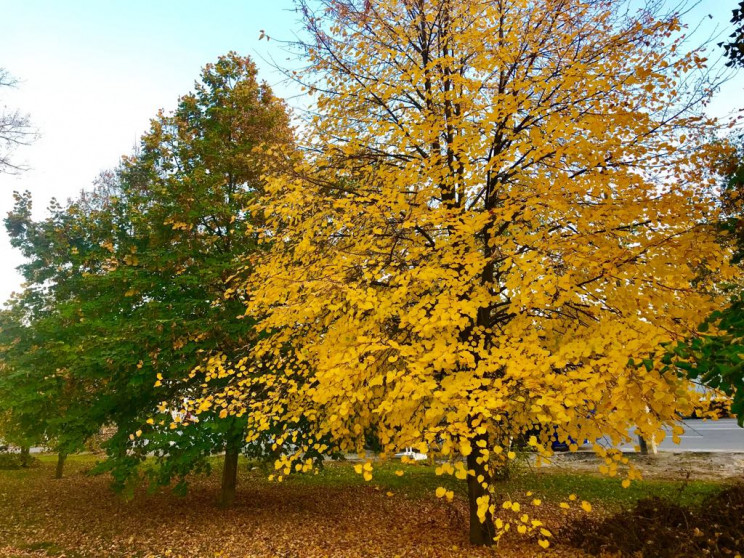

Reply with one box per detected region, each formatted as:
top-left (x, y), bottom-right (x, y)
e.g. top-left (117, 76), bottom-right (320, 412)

top-left (394, 447), bottom-right (427, 461)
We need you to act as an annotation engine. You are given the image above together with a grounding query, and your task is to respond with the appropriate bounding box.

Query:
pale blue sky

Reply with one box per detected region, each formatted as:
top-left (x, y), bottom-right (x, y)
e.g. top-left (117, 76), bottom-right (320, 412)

top-left (0, 0), bottom-right (301, 302)
top-left (0, 0), bottom-right (741, 302)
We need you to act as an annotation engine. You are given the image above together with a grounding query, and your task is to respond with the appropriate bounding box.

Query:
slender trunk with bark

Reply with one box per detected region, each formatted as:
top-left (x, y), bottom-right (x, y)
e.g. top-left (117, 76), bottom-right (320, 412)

top-left (218, 428), bottom-right (242, 508)
top-left (55, 451), bottom-right (67, 479)
top-left (466, 437), bottom-right (496, 546)
top-left (19, 446), bottom-right (30, 468)
top-left (638, 435), bottom-right (648, 455)
top-left (462, 149), bottom-right (500, 545)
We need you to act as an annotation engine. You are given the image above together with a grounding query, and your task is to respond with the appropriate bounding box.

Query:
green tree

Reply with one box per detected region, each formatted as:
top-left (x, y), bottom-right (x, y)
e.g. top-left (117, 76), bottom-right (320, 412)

top-left (2, 52), bottom-right (294, 498)
top-left (0, 195), bottom-right (101, 477)
top-left (98, 52), bottom-right (292, 505)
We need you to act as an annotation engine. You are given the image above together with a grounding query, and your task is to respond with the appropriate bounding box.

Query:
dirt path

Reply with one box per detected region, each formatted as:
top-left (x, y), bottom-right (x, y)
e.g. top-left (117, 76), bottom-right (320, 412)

top-left (534, 451), bottom-right (744, 481)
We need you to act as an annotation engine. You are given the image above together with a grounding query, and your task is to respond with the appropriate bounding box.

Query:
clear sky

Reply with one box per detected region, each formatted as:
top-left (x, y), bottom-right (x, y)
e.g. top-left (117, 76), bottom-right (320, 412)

top-left (0, 0), bottom-right (741, 303)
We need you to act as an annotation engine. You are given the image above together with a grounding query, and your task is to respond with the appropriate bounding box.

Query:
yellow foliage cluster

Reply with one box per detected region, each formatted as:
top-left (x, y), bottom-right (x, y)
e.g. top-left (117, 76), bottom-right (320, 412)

top-left (187, 0), bottom-right (736, 544)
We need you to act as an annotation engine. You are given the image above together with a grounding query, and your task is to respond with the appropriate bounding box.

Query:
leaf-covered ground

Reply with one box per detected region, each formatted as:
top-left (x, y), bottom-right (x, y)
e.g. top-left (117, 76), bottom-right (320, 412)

top-left (0, 455), bottom-right (735, 557)
top-left (567, 485), bottom-right (744, 557)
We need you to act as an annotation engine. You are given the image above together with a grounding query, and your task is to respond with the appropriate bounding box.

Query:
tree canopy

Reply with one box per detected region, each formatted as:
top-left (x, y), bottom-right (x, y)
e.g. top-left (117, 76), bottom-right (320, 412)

top-left (0, 53), bottom-right (294, 496)
top-left (0, 1), bottom-right (740, 550)
top-left (192, 0), bottom-right (736, 546)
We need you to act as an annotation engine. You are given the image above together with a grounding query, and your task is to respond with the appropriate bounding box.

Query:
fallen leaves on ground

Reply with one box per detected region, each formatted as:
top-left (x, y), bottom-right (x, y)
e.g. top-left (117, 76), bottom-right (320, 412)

top-left (0, 458), bottom-right (591, 557)
top-left (565, 484), bottom-right (744, 557)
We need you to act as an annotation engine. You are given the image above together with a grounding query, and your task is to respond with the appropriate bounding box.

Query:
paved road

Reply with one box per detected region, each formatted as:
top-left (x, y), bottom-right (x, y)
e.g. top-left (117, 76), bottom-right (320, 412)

top-left (615, 418), bottom-right (744, 453)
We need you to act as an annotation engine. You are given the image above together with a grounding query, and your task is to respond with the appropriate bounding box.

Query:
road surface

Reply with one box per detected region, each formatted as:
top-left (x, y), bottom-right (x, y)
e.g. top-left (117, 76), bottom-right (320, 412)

top-left (614, 418), bottom-right (744, 453)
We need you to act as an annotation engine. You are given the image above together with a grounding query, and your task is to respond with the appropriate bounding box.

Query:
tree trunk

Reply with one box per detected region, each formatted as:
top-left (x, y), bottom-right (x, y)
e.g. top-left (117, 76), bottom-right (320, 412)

top-left (19, 446), bottom-right (30, 468)
top-left (218, 430), bottom-right (241, 508)
top-left (55, 451), bottom-right (67, 479)
top-left (466, 440), bottom-right (496, 546)
top-left (638, 435), bottom-right (648, 455)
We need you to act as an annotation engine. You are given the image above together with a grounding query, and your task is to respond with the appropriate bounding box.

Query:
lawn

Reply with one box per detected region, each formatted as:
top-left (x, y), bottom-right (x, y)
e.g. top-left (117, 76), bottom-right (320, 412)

top-left (0, 454), bottom-right (736, 557)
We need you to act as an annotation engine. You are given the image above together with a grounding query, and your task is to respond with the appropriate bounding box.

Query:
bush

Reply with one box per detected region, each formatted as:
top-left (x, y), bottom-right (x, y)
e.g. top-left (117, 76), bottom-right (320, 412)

top-left (0, 451), bottom-right (39, 469)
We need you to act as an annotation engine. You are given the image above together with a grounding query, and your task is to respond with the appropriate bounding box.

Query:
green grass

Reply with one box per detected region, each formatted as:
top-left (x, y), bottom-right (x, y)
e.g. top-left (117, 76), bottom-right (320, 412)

top-left (247, 457), bottom-right (728, 510)
top-left (504, 470), bottom-right (724, 509)
top-left (279, 459), bottom-right (462, 496)
top-left (18, 453), bottom-right (731, 512)
top-left (35, 453), bottom-right (99, 466)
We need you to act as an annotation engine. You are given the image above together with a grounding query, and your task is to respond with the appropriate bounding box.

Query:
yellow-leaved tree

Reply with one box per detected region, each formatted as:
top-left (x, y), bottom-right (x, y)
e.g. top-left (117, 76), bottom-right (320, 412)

top-left (196, 0), bottom-right (735, 546)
